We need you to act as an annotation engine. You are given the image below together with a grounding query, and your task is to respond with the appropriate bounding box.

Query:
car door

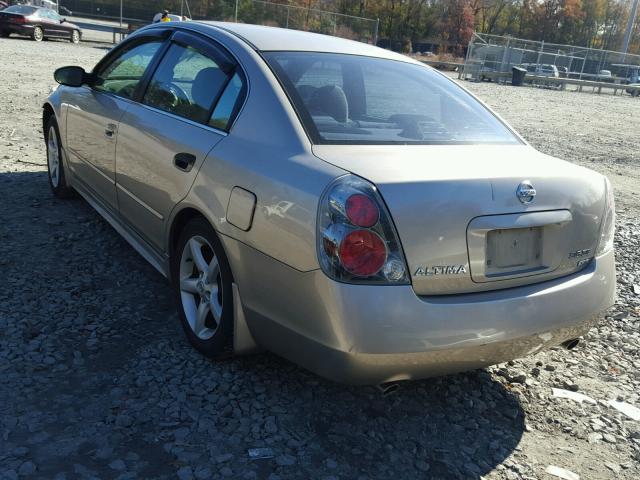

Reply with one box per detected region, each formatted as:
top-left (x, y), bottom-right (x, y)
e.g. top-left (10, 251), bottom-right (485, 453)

top-left (65, 35), bottom-right (167, 212)
top-left (46, 9), bottom-right (69, 37)
top-left (115, 31), bottom-right (242, 252)
top-left (37, 9), bottom-right (62, 37)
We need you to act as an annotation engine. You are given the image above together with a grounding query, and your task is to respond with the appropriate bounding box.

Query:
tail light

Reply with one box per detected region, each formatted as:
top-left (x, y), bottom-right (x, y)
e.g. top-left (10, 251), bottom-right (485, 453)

top-left (317, 175), bottom-right (409, 284)
top-left (595, 177), bottom-right (615, 256)
top-left (9, 16), bottom-right (26, 24)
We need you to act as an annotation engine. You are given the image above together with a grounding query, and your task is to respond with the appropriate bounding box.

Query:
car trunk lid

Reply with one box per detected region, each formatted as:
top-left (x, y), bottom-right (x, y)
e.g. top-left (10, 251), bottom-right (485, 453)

top-left (313, 144), bottom-right (606, 295)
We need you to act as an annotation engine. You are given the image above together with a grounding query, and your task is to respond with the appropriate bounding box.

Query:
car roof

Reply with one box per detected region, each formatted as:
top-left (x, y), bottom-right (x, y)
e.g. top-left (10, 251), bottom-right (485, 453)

top-left (195, 21), bottom-right (418, 64)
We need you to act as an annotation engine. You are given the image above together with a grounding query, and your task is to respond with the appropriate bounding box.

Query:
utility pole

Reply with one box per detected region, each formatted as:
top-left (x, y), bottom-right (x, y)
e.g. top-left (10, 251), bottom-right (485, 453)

top-left (234, 0), bottom-right (239, 23)
top-left (119, 0), bottom-right (122, 27)
top-left (622, 0), bottom-right (639, 54)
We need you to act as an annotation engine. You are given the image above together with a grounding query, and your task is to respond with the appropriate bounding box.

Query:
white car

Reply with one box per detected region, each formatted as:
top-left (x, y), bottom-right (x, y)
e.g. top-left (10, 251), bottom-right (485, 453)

top-left (152, 13), bottom-right (188, 23)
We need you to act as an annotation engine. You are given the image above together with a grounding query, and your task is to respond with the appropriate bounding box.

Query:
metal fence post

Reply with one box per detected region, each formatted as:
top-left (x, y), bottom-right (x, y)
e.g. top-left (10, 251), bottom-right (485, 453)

top-left (373, 18), bottom-right (379, 46)
top-left (536, 40), bottom-right (544, 70)
top-left (234, 0), bottom-right (239, 22)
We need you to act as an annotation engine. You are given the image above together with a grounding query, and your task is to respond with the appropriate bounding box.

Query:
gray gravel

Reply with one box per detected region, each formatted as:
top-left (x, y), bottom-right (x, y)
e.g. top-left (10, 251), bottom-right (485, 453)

top-left (0, 38), bottom-right (639, 479)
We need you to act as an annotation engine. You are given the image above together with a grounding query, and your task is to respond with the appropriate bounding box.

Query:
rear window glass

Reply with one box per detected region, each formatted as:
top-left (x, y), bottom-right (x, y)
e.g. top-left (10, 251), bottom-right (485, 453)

top-left (264, 52), bottom-right (520, 145)
top-left (4, 5), bottom-right (37, 14)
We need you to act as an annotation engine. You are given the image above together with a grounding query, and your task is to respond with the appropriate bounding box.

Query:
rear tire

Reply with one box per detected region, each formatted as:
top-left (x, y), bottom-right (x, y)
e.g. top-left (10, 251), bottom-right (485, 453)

top-left (45, 116), bottom-right (75, 198)
top-left (0, 31), bottom-right (9, 38)
top-left (70, 30), bottom-right (80, 44)
top-left (32, 26), bottom-right (43, 42)
top-left (171, 217), bottom-right (234, 359)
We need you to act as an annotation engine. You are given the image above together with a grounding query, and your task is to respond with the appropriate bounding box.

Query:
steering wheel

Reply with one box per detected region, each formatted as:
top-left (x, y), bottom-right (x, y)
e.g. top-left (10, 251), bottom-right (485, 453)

top-left (163, 83), bottom-right (190, 108)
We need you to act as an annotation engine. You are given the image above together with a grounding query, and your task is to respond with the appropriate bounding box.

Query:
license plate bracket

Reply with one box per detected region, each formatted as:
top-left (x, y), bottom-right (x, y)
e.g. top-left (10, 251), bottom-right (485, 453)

top-left (486, 227), bottom-right (543, 274)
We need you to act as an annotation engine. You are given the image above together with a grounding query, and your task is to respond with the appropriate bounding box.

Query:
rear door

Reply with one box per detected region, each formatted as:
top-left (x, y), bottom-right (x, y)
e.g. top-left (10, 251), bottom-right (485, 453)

top-left (115, 30), bottom-right (244, 252)
top-left (65, 35), bottom-right (167, 211)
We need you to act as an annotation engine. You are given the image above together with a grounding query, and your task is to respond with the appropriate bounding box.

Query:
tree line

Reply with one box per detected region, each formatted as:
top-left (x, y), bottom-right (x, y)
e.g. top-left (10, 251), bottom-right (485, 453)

top-left (62, 0), bottom-right (639, 53)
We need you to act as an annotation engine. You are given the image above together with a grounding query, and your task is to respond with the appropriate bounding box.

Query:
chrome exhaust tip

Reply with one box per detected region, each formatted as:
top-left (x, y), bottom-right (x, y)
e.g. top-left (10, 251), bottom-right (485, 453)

top-left (377, 382), bottom-right (400, 396)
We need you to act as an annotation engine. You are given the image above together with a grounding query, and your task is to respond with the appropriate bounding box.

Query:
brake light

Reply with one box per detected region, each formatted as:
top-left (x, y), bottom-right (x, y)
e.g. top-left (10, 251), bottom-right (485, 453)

top-left (9, 16), bottom-right (26, 24)
top-left (339, 230), bottom-right (386, 276)
top-left (317, 175), bottom-right (409, 284)
top-left (595, 177), bottom-right (615, 256)
top-left (345, 194), bottom-right (379, 227)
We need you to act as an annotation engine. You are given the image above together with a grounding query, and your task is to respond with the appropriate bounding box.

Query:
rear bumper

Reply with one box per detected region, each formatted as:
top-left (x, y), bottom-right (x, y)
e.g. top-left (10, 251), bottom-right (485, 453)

top-left (226, 237), bottom-right (615, 384)
top-left (0, 24), bottom-right (35, 36)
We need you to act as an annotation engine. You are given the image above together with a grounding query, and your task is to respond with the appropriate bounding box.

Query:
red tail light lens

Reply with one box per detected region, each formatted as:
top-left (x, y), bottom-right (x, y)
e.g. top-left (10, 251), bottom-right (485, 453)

top-left (317, 175), bottom-right (409, 284)
top-left (339, 230), bottom-right (386, 276)
top-left (345, 194), bottom-right (379, 227)
top-left (10, 16), bottom-right (26, 24)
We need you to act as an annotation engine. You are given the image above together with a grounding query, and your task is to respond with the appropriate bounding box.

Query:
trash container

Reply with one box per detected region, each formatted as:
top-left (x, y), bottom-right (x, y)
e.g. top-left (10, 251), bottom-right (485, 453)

top-left (512, 66), bottom-right (527, 86)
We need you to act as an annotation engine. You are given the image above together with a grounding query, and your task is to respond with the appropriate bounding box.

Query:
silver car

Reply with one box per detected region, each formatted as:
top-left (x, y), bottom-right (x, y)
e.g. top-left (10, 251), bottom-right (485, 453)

top-left (44, 22), bottom-right (616, 384)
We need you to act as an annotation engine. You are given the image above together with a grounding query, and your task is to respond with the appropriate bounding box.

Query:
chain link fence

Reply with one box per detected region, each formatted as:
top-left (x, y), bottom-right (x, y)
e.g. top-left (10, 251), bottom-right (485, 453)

top-left (60, 0), bottom-right (378, 44)
top-left (463, 33), bottom-right (640, 85)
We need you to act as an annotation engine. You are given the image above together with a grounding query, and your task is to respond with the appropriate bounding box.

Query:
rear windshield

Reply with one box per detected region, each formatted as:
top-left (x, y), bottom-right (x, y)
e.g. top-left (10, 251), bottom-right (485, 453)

top-left (264, 52), bottom-right (520, 145)
top-left (3, 5), bottom-right (37, 14)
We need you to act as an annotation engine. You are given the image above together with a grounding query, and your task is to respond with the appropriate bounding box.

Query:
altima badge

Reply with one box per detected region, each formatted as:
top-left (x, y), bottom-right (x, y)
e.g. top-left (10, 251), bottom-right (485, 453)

top-left (516, 181), bottom-right (536, 204)
top-left (414, 265), bottom-right (467, 276)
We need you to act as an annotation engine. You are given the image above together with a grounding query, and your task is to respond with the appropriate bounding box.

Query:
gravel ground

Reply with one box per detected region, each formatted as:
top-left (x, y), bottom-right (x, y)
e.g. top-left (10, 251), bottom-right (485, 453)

top-left (0, 38), bottom-right (638, 480)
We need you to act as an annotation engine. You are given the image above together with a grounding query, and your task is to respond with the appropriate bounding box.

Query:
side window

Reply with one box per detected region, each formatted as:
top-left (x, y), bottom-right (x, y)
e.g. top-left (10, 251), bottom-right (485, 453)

top-left (94, 41), bottom-right (163, 100)
top-left (143, 43), bottom-right (230, 124)
top-left (209, 72), bottom-right (244, 131)
top-left (44, 10), bottom-right (60, 21)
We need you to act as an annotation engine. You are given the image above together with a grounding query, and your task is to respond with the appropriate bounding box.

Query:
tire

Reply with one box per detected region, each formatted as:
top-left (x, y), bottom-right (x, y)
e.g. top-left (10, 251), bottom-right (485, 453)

top-left (171, 217), bottom-right (234, 359)
top-left (0, 31), bottom-right (9, 38)
top-left (70, 30), bottom-right (80, 44)
top-left (45, 116), bottom-right (75, 198)
top-left (32, 26), bottom-right (43, 42)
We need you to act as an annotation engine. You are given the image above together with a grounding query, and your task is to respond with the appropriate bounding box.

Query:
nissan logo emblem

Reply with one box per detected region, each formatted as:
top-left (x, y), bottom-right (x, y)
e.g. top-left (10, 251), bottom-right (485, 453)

top-left (516, 181), bottom-right (536, 204)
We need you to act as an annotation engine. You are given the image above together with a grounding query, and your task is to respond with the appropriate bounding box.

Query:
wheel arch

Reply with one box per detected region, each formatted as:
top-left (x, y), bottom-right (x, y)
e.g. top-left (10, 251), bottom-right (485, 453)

top-left (168, 206), bottom-right (213, 257)
top-left (42, 102), bottom-right (55, 135)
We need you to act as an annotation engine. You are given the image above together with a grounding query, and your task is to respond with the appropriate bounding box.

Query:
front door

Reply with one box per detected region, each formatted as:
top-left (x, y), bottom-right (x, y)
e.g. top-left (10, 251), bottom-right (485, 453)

top-left (115, 32), bottom-right (239, 252)
top-left (65, 39), bottom-right (165, 211)
top-left (37, 9), bottom-right (65, 37)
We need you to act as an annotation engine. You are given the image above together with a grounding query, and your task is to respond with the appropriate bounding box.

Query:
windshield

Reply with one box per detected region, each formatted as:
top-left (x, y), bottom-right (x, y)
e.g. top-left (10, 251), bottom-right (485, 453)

top-left (264, 52), bottom-right (520, 145)
top-left (3, 5), bottom-right (37, 14)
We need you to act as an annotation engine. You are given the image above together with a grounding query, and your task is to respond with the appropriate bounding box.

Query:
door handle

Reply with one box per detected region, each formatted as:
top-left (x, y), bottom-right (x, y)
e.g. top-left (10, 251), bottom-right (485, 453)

top-left (174, 153), bottom-right (196, 172)
top-left (104, 123), bottom-right (117, 138)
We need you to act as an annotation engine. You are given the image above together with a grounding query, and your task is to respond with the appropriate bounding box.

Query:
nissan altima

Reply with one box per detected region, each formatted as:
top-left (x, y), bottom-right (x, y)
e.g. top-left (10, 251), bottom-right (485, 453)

top-left (43, 22), bottom-right (615, 384)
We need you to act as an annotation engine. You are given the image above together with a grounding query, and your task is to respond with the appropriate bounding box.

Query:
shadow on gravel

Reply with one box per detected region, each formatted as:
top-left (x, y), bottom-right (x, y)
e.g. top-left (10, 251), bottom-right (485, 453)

top-left (0, 171), bottom-right (524, 479)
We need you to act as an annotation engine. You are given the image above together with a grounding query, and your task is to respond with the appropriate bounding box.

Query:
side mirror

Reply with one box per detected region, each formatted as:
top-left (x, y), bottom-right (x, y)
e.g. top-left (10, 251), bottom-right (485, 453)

top-left (60, 18), bottom-right (65, 23)
top-left (54, 66), bottom-right (89, 87)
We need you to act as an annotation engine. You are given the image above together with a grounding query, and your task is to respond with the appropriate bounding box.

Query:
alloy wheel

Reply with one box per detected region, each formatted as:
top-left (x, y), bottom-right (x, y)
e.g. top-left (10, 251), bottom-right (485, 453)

top-left (47, 125), bottom-right (60, 188)
top-left (179, 235), bottom-right (224, 340)
top-left (71, 30), bottom-right (79, 44)
top-left (33, 27), bottom-right (43, 41)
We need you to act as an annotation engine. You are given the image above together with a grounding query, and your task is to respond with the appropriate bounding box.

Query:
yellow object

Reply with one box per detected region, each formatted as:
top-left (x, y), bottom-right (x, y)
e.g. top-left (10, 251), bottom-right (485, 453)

top-left (161, 16), bottom-right (171, 22)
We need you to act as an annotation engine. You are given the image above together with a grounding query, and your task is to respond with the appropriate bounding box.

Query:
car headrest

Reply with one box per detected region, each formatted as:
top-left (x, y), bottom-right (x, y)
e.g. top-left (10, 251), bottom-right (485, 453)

top-left (192, 67), bottom-right (227, 109)
top-left (308, 85), bottom-right (349, 123)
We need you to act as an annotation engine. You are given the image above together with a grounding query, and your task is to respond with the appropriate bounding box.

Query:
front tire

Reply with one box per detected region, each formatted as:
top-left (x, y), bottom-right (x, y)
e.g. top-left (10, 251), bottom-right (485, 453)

top-left (45, 117), bottom-right (74, 198)
top-left (171, 217), bottom-right (234, 359)
top-left (32, 26), bottom-right (43, 42)
top-left (70, 30), bottom-right (80, 44)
